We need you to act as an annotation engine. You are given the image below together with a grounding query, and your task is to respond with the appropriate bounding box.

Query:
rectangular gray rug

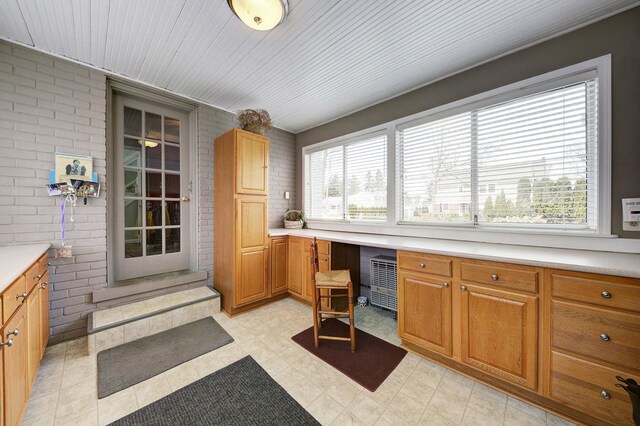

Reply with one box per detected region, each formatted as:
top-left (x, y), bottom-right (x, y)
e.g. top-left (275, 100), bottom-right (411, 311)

top-left (109, 355), bottom-right (320, 425)
top-left (98, 316), bottom-right (233, 398)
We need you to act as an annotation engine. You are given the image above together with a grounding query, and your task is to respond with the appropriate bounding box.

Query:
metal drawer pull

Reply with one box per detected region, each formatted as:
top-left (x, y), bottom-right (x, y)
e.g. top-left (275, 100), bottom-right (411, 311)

top-left (600, 390), bottom-right (610, 399)
top-left (41, 281), bottom-right (48, 289)
top-left (600, 333), bottom-right (610, 342)
top-left (6, 328), bottom-right (19, 338)
top-left (16, 292), bottom-right (27, 301)
top-left (443, 282), bottom-right (449, 288)
top-left (0, 339), bottom-right (13, 348)
top-left (491, 274), bottom-right (499, 281)
top-left (461, 286), bottom-right (467, 291)
top-left (34, 274), bottom-right (42, 280)
top-left (601, 291), bottom-right (611, 299)
top-left (419, 263), bottom-right (426, 268)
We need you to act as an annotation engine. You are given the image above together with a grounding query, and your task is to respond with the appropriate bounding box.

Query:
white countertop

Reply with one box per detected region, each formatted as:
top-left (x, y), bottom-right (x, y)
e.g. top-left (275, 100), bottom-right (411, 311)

top-left (269, 229), bottom-right (640, 279)
top-left (0, 244), bottom-right (50, 293)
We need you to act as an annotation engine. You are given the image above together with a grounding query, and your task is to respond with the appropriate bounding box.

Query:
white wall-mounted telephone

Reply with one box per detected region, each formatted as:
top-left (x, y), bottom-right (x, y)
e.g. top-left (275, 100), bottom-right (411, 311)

top-left (622, 198), bottom-right (640, 231)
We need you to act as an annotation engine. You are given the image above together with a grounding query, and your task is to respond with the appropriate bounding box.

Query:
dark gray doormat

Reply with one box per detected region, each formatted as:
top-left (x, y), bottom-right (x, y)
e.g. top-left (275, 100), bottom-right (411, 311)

top-left (109, 355), bottom-right (320, 426)
top-left (98, 316), bottom-right (233, 398)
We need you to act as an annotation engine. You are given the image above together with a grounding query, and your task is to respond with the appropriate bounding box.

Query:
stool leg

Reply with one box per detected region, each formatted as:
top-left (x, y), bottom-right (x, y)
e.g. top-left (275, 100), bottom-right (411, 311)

top-left (317, 289), bottom-right (323, 329)
top-left (312, 286), bottom-right (319, 350)
top-left (348, 282), bottom-right (356, 353)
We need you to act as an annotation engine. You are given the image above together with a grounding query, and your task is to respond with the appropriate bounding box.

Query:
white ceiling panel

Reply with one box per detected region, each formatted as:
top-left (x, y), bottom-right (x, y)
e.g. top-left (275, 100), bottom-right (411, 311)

top-left (0, 0), bottom-right (637, 132)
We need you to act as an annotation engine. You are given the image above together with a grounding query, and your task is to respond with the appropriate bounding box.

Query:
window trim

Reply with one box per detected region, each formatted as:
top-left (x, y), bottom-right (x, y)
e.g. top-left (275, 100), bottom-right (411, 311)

top-left (301, 55), bottom-right (612, 243)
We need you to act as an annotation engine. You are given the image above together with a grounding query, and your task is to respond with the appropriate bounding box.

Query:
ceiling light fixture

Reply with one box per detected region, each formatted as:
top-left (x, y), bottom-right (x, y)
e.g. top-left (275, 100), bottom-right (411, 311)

top-left (227, 0), bottom-right (289, 31)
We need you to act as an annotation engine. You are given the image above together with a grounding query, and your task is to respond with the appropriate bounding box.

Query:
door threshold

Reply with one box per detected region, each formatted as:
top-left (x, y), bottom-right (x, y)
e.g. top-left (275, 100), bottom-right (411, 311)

top-left (93, 269), bottom-right (208, 303)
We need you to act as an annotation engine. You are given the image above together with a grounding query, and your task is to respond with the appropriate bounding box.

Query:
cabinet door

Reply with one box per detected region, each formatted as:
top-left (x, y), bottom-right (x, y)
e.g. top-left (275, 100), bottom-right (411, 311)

top-left (236, 131), bottom-right (269, 195)
top-left (270, 238), bottom-right (288, 295)
top-left (235, 198), bottom-right (268, 306)
top-left (398, 271), bottom-right (452, 356)
top-left (318, 254), bottom-right (331, 310)
top-left (287, 238), bottom-right (303, 295)
top-left (3, 305), bottom-right (28, 426)
top-left (1, 345), bottom-right (3, 426)
top-left (26, 286), bottom-right (41, 389)
top-left (236, 249), bottom-right (268, 306)
top-left (39, 272), bottom-right (50, 357)
top-left (460, 284), bottom-right (538, 390)
top-left (303, 243), bottom-right (313, 302)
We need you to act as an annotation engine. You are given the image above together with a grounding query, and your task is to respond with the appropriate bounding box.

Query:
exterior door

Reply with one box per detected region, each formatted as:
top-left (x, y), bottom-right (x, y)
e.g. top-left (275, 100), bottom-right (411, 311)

top-left (460, 284), bottom-right (538, 390)
top-left (234, 198), bottom-right (268, 306)
top-left (398, 271), bottom-right (452, 355)
top-left (113, 95), bottom-right (191, 281)
top-left (236, 131), bottom-right (268, 195)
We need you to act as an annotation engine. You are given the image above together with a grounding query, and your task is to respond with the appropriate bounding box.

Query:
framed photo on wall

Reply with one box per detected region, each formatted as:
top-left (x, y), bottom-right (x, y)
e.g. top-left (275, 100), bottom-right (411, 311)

top-left (54, 153), bottom-right (93, 182)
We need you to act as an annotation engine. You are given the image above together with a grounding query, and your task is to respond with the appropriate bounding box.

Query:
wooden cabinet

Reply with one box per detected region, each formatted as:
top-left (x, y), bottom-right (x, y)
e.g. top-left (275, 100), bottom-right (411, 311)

top-left (3, 304), bottom-right (28, 426)
top-left (0, 345), bottom-right (3, 426)
top-left (235, 198), bottom-right (268, 306)
top-left (26, 284), bottom-right (40, 389)
top-left (287, 237), bottom-right (304, 295)
top-left (460, 283), bottom-right (538, 390)
top-left (1, 252), bottom-right (48, 426)
top-left (214, 129), bottom-right (269, 315)
top-left (546, 270), bottom-right (640, 425)
top-left (39, 272), bottom-right (50, 357)
top-left (270, 238), bottom-right (288, 295)
top-left (398, 271), bottom-right (451, 356)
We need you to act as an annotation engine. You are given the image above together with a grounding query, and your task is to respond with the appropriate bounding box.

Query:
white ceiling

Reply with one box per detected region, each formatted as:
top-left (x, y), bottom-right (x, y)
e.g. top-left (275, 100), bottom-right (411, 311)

top-left (0, 0), bottom-right (637, 133)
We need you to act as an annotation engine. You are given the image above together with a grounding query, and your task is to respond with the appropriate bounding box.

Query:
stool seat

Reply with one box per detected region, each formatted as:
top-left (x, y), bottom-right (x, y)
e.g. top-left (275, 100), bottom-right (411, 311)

top-left (315, 270), bottom-right (351, 288)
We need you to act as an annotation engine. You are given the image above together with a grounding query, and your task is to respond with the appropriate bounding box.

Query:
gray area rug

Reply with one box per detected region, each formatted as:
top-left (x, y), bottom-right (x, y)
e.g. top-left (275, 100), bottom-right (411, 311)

top-left (109, 355), bottom-right (320, 426)
top-left (98, 316), bottom-right (233, 398)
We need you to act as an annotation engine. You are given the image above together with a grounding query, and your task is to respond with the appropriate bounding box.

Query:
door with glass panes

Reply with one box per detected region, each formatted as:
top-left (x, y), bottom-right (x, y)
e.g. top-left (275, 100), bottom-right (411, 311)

top-left (113, 95), bottom-right (190, 281)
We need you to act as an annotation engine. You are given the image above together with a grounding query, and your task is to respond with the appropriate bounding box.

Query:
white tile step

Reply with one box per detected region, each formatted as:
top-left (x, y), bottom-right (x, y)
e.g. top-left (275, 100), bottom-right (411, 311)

top-left (87, 286), bottom-right (220, 354)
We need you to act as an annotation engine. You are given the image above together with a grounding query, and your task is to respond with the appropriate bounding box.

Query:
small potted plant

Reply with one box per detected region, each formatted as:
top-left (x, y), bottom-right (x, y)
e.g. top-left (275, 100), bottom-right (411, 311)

top-left (236, 109), bottom-right (273, 135)
top-left (283, 210), bottom-right (305, 229)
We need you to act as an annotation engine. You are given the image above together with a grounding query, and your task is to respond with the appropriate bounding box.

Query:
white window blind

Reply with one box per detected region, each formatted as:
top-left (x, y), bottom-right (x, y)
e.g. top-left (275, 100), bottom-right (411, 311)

top-left (399, 78), bottom-right (598, 230)
top-left (305, 133), bottom-right (387, 221)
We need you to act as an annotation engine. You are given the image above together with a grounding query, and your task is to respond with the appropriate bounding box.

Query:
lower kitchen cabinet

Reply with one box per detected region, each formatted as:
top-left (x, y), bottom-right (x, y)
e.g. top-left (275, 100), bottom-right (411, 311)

top-left (398, 271), bottom-right (451, 356)
top-left (2, 304), bottom-right (28, 426)
top-left (287, 237), bottom-right (304, 295)
top-left (1, 252), bottom-right (49, 426)
top-left (270, 237), bottom-right (288, 295)
top-left (460, 283), bottom-right (538, 390)
top-left (26, 284), bottom-right (41, 389)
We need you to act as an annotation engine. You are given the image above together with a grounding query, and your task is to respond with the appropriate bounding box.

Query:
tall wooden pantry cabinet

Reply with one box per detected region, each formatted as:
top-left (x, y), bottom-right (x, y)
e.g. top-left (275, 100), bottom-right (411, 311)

top-left (214, 129), bottom-right (270, 315)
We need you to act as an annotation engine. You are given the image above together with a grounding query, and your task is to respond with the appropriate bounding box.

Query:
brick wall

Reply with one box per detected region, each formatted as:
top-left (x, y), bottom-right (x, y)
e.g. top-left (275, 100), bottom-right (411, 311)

top-left (0, 40), bottom-right (297, 343)
top-left (0, 41), bottom-right (108, 343)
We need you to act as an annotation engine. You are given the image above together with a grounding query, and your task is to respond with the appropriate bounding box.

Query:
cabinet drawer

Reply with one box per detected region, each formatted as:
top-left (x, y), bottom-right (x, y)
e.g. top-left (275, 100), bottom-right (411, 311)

top-left (398, 251), bottom-right (452, 277)
top-left (25, 261), bottom-right (41, 293)
top-left (2, 275), bottom-right (26, 323)
top-left (317, 240), bottom-right (330, 256)
top-left (550, 351), bottom-right (636, 425)
top-left (551, 272), bottom-right (640, 313)
top-left (552, 300), bottom-right (640, 372)
top-left (460, 261), bottom-right (538, 293)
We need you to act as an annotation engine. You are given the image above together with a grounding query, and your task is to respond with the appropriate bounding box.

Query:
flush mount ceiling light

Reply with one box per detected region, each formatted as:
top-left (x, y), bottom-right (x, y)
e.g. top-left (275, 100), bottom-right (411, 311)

top-left (227, 0), bottom-right (289, 31)
top-left (138, 139), bottom-right (159, 148)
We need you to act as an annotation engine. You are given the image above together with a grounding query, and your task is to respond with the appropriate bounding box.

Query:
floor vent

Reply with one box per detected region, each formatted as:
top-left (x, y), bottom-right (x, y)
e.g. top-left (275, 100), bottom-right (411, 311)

top-left (370, 255), bottom-right (398, 314)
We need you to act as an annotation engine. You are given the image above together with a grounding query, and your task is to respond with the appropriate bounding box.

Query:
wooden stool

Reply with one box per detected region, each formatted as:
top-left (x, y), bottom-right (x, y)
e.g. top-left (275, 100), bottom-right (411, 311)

top-left (310, 237), bottom-right (356, 353)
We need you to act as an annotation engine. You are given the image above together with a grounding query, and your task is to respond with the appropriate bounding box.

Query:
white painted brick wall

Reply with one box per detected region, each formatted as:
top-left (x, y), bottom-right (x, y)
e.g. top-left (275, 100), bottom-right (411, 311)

top-left (0, 41), bottom-right (298, 343)
top-left (0, 41), bottom-right (107, 343)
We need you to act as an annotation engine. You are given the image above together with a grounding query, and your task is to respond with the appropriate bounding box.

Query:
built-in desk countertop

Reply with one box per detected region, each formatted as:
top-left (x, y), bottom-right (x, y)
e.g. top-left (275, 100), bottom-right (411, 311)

top-left (269, 229), bottom-right (640, 279)
top-left (0, 243), bottom-right (50, 293)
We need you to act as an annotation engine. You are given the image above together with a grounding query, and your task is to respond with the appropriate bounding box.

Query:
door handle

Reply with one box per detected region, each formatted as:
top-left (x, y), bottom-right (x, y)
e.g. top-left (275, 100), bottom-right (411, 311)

top-left (181, 196), bottom-right (190, 202)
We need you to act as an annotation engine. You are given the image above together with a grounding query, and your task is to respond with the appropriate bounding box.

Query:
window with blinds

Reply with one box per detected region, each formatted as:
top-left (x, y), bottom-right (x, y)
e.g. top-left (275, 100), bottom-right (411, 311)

top-left (305, 133), bottom-right (387, 221)
top-left (399, 77), bottom-right (598, 230)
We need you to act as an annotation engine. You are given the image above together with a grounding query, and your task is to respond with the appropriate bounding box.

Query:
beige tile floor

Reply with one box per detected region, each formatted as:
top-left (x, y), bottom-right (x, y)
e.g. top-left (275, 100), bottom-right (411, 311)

top-left (23, 298), bottom-right (575, 426)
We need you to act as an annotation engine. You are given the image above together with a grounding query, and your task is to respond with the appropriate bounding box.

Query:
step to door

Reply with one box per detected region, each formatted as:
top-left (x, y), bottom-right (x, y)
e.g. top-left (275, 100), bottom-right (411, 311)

top-left (87, 286), bottom-right (220, 354)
